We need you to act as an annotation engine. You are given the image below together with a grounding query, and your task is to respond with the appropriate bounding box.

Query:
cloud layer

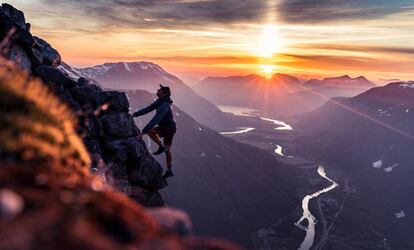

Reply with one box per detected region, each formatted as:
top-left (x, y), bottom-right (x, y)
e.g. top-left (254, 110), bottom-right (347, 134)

top-left (277, 0), bottom-right (414, 23)
top-left (39, 0), bottom-right (268, 28)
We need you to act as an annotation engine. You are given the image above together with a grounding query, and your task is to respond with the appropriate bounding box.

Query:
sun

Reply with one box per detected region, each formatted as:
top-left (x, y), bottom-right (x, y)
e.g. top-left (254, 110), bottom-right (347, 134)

top-left (258, 24), bottom-right (281, 58)
top-left (260, 65), bottom-right (275, 78)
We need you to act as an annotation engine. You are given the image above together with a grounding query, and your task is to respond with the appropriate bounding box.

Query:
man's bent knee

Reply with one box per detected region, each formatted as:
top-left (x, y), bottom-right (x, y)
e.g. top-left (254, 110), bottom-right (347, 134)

top-left (148, 128), bottom-right (157, 135)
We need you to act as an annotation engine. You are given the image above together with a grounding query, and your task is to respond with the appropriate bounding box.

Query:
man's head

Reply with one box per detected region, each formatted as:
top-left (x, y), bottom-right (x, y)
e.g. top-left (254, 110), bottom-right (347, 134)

top-left (156, 84), bottom-right (171, 98)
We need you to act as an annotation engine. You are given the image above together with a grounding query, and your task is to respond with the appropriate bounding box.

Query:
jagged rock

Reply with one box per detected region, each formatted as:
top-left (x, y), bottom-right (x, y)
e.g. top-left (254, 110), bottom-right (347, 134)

top-left (83, 138), bottom-right (102, 156)
top-left (59, 91), bottom-right (81, 112)
top-left (99, 91), bottom-right (129, 113)
top-left (124, 137), bottom-right (146, 159)
top-left (100, 113), bottom-right (138, 138)
top-left (110, 161), bottom-right (128, 178)
top-left (84, 117), bottom-right (104, 137)
top-left (104, 139), bottom-right (129, 162)
top-left (77, 77), bottom-right (89, 86)
top-left (35, 65), bottom-right (77, 89)
top-left (103, 137), bottom-right (146, 162)
top-left (127, 159), bottom-right (166, 189)
top-left (69, 85), bottom-right (101, 109)
top-left (8, 44), bottom-right (31, 71)
top-left (0, 4), bottom-right (28, 31)
top-left (148, 207), bottom-right (193, 236)
top-left (127, 186), bottom-right (165, 207)
top-left (32, 36), bottom-right (61, 67)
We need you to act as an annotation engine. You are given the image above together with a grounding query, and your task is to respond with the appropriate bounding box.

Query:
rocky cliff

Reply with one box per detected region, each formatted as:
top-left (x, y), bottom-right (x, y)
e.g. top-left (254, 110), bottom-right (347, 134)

top-left (0, 56), bottom-right (237, 250)
top-left (0, 3), bottom-right (165, 207)
top-left (0, 4), bottom-right (239, 249)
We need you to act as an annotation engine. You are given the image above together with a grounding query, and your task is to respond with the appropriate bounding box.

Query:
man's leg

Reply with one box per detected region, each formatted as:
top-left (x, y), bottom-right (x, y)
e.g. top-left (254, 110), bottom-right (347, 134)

top-left (148, 128), bottom-right (166, 155)
top-left (147, 128), bottom-right (162, 146)
top-left (165, 144), bottom-right (172, 169)
top-left (162, 144), bottom-right (174, 178)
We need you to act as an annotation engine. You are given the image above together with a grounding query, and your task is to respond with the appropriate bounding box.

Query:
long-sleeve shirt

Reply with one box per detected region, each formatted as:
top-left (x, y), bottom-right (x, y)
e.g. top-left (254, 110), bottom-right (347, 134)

top-left (134, 97), bottom-right (176, 134)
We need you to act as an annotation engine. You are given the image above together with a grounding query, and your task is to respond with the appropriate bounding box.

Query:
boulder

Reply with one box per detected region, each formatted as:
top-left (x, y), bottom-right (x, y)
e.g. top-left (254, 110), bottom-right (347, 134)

top-left (8, 44), bottom-right (31, 71)
top-left (104, 137), bottom-right (146, 162)
top-left (124, 137), bottom-right (146, 159)
top-left (84, 117), bottom-right (104, 138)
top-left (59, 91), bottom-right (81, 112)
top-left (83, 138), bottom-right (102, 156)
top-left (13, 29), bottom-right (35, 47)
top-left (99, 91), bottom-right (129, 113)
top-left (110, 161), bottom-right (128, 178)
top-left (34, 65), bottom-right (77, 89)
top-left (127, 186), bottom-right (165, 207)
top-left (104, 139), bottom-right (128, 162)
top-left (148, 207), bottom-right (193, 236)
top-left (77, 77), bottom-right (89, 86)
top-left (127, 159), bottom-right (166, 190)
top-left (1, 4), bottom-right (28, 31)
top-left (32, 36), bottom-right (61, 67)
top-left (69, 85), bottom-right (101, 109)
top-left (100, 113), bottom-right (138, 138)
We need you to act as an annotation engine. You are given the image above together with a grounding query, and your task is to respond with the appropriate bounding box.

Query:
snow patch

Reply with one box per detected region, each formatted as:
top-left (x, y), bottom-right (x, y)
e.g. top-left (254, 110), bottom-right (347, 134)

top-left (372, 160), bottom-right (383, 168)
top-left (123, 62), bottom-right (132, 72)
top-left (395, 210), bottom-right (405, 219)
top-left (399, 83), bottom-right (414, 88)
top-left (384, 163), bottom-right (399, 173)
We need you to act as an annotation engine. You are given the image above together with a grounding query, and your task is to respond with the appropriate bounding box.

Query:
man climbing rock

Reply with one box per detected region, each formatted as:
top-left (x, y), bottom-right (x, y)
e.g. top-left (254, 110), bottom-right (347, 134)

top-left (133, 84), bottom-right (177, 179)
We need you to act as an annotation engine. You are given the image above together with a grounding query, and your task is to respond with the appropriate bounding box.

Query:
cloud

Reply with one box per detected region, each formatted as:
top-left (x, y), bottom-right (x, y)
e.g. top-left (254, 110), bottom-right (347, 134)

top-left (38, 0), bottom-right (267, 29)
top-left (277, 0), bottom-right (414, 23)
top-left (292, 43), bottom-right (414, 57)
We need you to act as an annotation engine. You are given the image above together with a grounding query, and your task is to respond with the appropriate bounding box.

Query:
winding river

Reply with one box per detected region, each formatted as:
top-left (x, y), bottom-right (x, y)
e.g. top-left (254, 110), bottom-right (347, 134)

top-left (219, 127), bottom-right (255, 135)
top-left (260, 117), bottom-right (293, 130)
top-left (295, 166), bottom-right (338, 250)
top-left (274, 144), bottom-right (293, 158)
top-left (217, 106), bottom-right (338, 249)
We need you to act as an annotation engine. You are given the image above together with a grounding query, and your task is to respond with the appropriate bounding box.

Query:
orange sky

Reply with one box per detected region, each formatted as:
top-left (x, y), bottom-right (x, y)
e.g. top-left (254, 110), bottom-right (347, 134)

top-left (8, 0), bottom-right (414, 83)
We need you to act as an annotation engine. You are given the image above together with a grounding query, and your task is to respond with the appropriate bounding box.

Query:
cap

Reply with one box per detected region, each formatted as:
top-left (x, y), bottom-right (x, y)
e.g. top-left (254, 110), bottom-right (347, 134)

top-left (159, 84), bottom-right (171, 96)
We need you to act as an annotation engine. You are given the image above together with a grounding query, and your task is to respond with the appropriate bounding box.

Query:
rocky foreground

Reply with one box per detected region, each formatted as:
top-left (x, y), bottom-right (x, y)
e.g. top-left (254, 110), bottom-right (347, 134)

top-left (0, 4), bottom-right (239, 249)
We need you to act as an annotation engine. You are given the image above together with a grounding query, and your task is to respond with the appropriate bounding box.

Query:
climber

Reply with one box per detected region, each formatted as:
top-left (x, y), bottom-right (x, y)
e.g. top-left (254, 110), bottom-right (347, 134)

top-left (133, 84), bottom-right (176, 179)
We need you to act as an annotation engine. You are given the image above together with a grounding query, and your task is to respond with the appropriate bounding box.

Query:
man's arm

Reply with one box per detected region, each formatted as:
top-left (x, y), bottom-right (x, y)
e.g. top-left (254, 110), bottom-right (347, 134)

top-left (133, 101), bottom-right (157, 117)
top-left (142, 102), bottom-right (169, 134)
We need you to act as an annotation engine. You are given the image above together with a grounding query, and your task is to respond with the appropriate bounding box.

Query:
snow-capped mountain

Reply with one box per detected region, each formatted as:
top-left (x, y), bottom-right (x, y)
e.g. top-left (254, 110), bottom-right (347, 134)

top-left (60, 61), bottom-right (234, 130)
top-left (80, 62), bottom-right (180, 84)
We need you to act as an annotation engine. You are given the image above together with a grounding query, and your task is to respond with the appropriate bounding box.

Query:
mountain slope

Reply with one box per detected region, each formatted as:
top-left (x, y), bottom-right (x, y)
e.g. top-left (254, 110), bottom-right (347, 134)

top-left (292, 82), bottom-right (414, 249)
top-left (126, 89), bottom-right (303, 248)
top-left (194, 73), bottom-right (375, 117)
top-left (194, 73), bottom-right (302, 108)
top-left (72, 62), bottom-right (233, 130)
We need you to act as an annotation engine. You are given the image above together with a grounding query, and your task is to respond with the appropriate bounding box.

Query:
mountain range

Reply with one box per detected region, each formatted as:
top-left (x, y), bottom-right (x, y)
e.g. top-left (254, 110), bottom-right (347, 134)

top-left (195, 73), bottom-right (376, 117)
top-left (59, 62), bottom-right (234, 130)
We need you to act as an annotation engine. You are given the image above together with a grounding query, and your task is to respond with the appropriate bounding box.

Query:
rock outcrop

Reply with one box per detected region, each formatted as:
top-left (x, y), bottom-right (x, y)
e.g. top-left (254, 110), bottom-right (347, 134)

top-left (0, 59), bottom-right (238, 249)
top-left (0, 3), bottom-right (166, 207)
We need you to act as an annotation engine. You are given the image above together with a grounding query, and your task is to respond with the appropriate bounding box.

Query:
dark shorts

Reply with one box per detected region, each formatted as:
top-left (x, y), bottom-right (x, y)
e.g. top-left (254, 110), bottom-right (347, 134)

top-left (154, 126), bottom-right (176, 146)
